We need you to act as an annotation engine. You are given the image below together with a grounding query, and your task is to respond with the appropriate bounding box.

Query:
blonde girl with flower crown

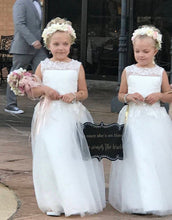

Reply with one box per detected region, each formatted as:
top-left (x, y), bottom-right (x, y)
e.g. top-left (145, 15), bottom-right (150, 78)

top-left (108, 25), bottom-right (172, 216)
top-left (30, 17), bottom-right (105, 217)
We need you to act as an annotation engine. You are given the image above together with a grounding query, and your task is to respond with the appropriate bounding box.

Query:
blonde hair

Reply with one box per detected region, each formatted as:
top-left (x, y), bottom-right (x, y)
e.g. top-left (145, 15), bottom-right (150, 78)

top-left (131, 25), bottom-right (162, 50)
top-left (42, 17), bottom-right (76, 48)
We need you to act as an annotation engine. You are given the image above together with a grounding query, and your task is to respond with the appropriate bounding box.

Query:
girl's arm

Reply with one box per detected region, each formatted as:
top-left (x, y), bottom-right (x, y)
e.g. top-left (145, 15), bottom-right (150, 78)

top-left (160, 71), bottom-right (172, 103)
top-left (31, 64), bottom-right (61, 100)
top-left (118, 70), bottom-right (128, 103)
top-left (76, 65), bottom-right (88, 101)
top-left (30, 64), bottom-right (44, 98)
top-left (145, 70), bottom-right (171, 104)
top-left (161, 92), bottom-right (172, 103)
top-left (118, 70), bottom-right (144, 103)
top-left (161, 70), bottom-right (171, 93)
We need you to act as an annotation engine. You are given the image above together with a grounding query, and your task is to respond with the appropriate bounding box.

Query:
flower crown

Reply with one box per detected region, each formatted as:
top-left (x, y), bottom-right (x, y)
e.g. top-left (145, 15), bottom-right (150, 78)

top-left (42, 23), bottom-right (76, 46)
top-left (131, 26), bottom-right (162, 50)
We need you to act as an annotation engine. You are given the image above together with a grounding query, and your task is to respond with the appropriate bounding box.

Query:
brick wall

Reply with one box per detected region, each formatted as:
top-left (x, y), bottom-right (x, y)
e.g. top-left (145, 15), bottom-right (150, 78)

top-left (0, 0), bottom-right (15, 36)
top-left (0, 0), bottom-right (44, 36)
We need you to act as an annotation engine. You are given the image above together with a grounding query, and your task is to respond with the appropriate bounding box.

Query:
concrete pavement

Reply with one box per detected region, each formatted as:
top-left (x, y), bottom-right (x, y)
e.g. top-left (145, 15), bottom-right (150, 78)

top-left (0, 81), bottom-right (171, 220)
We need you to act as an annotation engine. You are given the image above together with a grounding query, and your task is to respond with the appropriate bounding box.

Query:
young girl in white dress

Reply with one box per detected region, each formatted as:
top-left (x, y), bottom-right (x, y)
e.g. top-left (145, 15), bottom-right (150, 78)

top-left (109, 25), bottom-right (172, 216)
top-left (30, 17), bottom-right (105, 217)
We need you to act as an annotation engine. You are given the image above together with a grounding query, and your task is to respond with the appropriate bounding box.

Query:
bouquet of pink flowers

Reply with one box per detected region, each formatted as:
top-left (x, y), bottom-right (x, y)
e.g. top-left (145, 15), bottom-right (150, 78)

top-left (7, 68), bottom-right (41, 96)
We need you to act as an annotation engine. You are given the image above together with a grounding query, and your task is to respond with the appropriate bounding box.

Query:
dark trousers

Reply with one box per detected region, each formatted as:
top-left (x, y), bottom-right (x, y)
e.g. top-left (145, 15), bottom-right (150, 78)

top-left (6, 48), bottom-right (47, 107)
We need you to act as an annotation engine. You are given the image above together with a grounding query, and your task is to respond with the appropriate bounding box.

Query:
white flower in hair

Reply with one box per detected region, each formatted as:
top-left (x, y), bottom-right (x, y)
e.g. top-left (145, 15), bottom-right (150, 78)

top-left (131, 26), bottom-right (162, 50)
top-left (42, 23), bottom-right (76, 46)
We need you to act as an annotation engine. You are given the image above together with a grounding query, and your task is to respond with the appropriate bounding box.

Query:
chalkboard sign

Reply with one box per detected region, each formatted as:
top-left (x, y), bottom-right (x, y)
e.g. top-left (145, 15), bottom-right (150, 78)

top-left (83, 122), bottom-right (124, 161)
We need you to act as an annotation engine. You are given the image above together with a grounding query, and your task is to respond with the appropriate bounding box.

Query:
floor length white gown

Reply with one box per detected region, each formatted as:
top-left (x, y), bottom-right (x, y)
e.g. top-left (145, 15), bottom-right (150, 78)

top-left (109, 64), bottom-right (172, 216)
top-left (31, 58), bottom-right (106, 217)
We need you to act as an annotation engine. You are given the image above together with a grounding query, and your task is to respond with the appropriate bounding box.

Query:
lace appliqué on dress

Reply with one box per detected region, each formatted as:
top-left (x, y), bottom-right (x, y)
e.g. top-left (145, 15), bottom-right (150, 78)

top-left (125, 64), bottom-right (164, 79)
top-left (41, 58), bottom-right (81, 73)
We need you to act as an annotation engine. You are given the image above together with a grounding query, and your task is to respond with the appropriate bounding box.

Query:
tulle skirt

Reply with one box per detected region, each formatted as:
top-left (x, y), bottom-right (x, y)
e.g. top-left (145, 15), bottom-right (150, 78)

top-left (109, 102), bottom-right (172, 216)
top-left (31, 98), bottom-right (106, 216)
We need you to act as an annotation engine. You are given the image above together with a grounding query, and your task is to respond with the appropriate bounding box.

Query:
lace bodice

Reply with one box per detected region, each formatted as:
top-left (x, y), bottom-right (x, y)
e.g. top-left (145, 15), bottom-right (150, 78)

top-left (125, 64), bottom-right (164, 98)
top-left (125, 64), bottom-right (164, 78)
top-left (40, 58), bottom-right (81, 95)
top-left (41, 58), bottom-right (81, 71)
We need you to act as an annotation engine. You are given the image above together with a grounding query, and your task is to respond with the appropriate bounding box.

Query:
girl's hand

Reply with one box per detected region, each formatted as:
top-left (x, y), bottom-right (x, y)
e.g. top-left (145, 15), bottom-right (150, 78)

top-left (61, 93), bottom-right (76, 103)
top-left (127, 93), bottom-right (144, 103)
top-left (144, 92), bottom-right (162, 105)
top-left (44, 86), bottom-right (61, 100)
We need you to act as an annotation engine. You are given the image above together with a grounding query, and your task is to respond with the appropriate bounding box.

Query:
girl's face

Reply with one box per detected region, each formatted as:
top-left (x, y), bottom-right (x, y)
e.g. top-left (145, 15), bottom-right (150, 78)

top-left (133, 37), bottom-right (158, 68)
top-left (48, 31), bottom-right (71, 62)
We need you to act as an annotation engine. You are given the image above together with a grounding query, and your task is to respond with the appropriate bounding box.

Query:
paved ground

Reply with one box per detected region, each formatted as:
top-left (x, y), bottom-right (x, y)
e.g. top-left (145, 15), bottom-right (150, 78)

top-left (0, 81), bottom-right (171, 220)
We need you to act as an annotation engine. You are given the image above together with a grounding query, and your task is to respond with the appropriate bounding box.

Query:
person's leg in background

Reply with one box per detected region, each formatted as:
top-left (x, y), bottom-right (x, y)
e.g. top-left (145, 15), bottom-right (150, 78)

top-left (5, 54), bottom-right (33, 114)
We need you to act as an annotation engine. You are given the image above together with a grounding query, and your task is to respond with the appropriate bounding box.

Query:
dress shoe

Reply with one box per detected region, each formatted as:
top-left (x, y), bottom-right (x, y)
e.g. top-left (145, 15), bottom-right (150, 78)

top-left (4, 106), bottom-right (24, 114)
top-left (46, 211), bottom-right (61, 216)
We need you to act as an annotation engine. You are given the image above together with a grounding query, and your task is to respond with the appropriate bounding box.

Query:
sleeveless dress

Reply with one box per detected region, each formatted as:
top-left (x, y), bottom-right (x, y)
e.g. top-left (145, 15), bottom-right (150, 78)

top-left (109, 64), bottom-right (172, 216)
top-left (31, 58), bottom-right (105, 216)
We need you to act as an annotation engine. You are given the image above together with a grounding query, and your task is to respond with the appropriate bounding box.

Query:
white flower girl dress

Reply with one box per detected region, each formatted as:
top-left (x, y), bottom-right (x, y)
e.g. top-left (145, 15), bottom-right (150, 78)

top-left (31, 58), bottom-right (105, 216)
top-left (109, 64), bottom-right (172, 216)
